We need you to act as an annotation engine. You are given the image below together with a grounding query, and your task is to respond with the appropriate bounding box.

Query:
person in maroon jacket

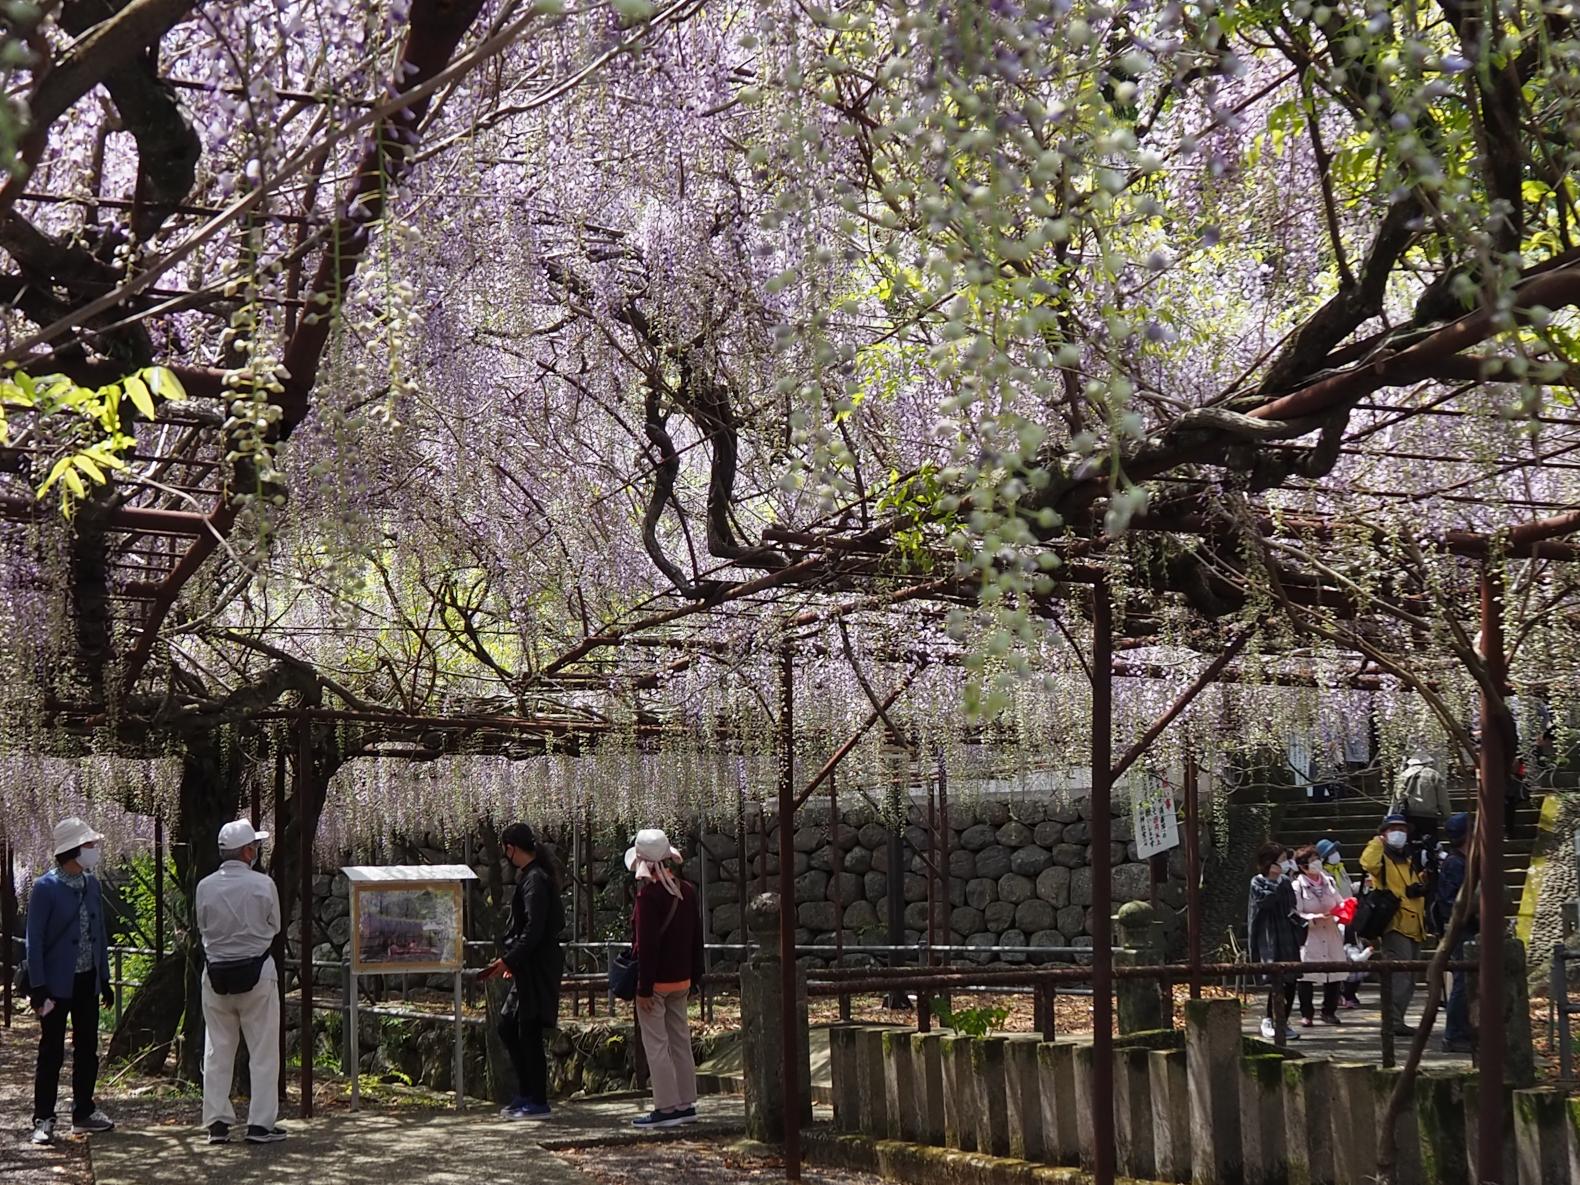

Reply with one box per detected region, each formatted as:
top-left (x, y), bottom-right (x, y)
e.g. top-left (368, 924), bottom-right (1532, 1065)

top-left (625, 828), bottom-right (705, 1129)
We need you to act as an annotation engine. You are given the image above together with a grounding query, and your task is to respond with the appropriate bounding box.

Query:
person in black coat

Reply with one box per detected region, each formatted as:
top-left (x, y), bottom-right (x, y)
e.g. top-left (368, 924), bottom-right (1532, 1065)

top-left (479, 822), bottom-right (565, 1119)
top-left (1247, 841), bottom-right (1305, 1042)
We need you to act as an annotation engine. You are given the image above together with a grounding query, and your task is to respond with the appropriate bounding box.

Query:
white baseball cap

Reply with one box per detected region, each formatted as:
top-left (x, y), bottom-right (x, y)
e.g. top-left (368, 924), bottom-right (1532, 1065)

top-left (624, 828), bottom-right (682, 870)
top-left (218, 819), bottom-right (270, 849)
top-left (53, 817), bottom-right (104, 855)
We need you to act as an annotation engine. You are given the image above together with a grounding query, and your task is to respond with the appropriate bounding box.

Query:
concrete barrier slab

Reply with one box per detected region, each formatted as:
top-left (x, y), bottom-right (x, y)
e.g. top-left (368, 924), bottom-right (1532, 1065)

top-left (1004, 1037), bottom-right (1043, 1163)
top-left (1037, 1041), bottom-right (1079, 1166)
top-left (1148, 1048), bottom-right (1191, 1184)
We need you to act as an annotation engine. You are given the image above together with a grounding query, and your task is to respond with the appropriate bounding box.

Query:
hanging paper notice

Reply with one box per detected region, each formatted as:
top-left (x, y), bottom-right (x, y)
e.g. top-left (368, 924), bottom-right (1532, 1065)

top-left (1133, 768), bottom-right (1180, 859)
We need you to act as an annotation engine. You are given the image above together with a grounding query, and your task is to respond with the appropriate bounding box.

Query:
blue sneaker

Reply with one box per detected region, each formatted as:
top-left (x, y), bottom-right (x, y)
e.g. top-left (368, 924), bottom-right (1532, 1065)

top-left (517, 1102), bottom-right (551, 1119)
top-left (498, 1096), bottom-right (530, 1119)
top-left (632, 1109), bottom-right (685, 1129)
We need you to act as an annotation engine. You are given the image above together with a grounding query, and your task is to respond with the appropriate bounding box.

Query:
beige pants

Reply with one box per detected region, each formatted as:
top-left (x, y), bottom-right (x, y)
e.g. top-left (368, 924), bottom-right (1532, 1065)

top-left (201, 971), bottom-right (280, 1131)
top-left (636, 988), bottom-right (696, 1113)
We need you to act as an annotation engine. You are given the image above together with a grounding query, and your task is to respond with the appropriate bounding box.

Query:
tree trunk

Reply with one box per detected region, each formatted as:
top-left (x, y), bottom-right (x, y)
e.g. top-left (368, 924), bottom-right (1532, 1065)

top-left (105, 948), bottom-right (186, 1072)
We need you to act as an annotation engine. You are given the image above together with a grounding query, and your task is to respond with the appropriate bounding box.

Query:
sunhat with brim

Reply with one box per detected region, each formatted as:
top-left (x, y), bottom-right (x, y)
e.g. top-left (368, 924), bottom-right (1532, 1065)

top-left (53, 817), bottom-right (103, 856)
top-left (624, 828), bottom-right (682, 870)
top-left (218, 819), bottom-right (270, 849)
top-left (1315, 839), bottom-right (1339, 861)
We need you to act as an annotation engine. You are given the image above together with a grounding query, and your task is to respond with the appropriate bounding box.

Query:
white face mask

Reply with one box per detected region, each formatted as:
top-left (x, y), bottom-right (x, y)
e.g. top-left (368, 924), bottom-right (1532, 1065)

top-left (1305, 861), bottom-right (1324, 875)
top-left (1384, 831), bottom-right (1408, 850)
top-left (77, 847), bottom-right (102, 870)
top-left (1280, 858), bottom-right (1296, 873)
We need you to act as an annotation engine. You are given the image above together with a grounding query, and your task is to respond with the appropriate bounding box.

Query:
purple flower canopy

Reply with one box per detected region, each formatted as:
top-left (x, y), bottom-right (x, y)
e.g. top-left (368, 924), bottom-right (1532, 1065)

top-left (1, 2), bottom-right (1578, 844)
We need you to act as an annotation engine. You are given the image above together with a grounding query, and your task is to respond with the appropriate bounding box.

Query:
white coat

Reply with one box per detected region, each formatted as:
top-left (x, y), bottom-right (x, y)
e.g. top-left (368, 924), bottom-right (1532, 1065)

top-left (1293, 871), bottom-right (1347, 983)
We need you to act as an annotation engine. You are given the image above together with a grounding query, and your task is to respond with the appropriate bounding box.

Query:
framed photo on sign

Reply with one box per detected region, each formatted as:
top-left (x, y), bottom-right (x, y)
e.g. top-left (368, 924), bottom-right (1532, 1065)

top-left (351, 880), bottom-right (464, 974)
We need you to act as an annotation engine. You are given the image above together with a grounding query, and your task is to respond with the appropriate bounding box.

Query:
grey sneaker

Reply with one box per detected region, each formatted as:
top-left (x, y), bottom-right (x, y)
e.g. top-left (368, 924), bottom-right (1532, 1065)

top-left (72, 1110), bottom-right (115, 1134)
top-left (244, 1125), bottom-right (286, 1144)
top-left (31, 1118), bottom-right (54, 1145)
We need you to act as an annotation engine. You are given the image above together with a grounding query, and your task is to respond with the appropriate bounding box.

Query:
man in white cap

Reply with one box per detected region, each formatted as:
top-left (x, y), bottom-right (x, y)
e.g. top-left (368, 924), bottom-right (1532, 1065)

top-left (195, 819), bottom-right (283, 1145)
top-left (27, 817), bottom-right (116, 1145)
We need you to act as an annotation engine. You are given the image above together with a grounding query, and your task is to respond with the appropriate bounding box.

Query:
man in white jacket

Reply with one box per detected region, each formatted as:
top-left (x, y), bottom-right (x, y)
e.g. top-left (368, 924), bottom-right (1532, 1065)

top-left (196, 820), bottom-right (284, 1146)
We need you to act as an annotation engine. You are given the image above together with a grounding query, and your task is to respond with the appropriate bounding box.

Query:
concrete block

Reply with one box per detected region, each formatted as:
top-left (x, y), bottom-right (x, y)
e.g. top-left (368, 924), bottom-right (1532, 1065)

top-left (941, 1033), bottom-right (979, 1151)
top-left (1567, 1096), bottom-right (1580, 1184)
top-left (970, 1036), bottom-right (1011, 1157)
top-left (1282, 1058), bottom-right (1335, 1185)
top-left (1327, 1063), bottom-right (1378, 1185)
top-left (828, 1024), bottom-right (861, 1134)
top-left (1240, 1054), bottom-right (1287, 1185)
top-left (881, 1028), bottom-right (916, 1141)
top-left (1372, 1067), bottom-right (1423, 1185)
top-left (1414, 1072), bottom-right (1470, 1185)
top-left (1461, 1077), bottom-right (1516, 1185)
top-left (1514, 1087), bottom-right (1568, 1185)
top-left (910, 1031), bottom-right (946, 1146)
top-left (1115, 1046), bottom-right (1157, 1180)
top-left (1187, 997), bottom-right (1244, 1185)
top-left (1073, 1042), bottom-right (1098, 1171)
top-left (1037, 1041), bottom-right (1079, 1165)
top-left (1149, 1048), bottom-right (1192, 1183)
top-left (854, 1026), bottom-right (890, 1139)
top-left (1004, 1036), bottom-right (1044, 1162)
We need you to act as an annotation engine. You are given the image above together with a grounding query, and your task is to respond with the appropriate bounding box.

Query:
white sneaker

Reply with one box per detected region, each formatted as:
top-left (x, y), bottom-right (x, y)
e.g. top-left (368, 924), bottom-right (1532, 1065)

top-left (31, 1118), bottom-right (54, 1145)
top-left (1259, 1017), bottom-right (1277, 1039)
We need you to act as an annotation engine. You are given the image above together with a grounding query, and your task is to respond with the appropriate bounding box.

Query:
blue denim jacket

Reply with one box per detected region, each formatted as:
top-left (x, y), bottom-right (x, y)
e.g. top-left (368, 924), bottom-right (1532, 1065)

top-left (25, 868), bottom-right (110, 1000)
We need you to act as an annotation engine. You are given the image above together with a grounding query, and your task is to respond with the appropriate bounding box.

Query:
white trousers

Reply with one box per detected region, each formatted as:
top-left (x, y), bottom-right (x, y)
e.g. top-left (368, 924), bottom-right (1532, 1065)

top-left (636, 988), bottom-right (696, 1113)
top-left (201, 973), bottom-right (280, 1131)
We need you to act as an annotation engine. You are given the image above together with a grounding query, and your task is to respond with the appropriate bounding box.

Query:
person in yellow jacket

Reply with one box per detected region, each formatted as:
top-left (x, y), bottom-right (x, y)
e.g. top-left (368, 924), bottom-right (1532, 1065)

top-left (1360, 814), bottom-right (1430, 1037)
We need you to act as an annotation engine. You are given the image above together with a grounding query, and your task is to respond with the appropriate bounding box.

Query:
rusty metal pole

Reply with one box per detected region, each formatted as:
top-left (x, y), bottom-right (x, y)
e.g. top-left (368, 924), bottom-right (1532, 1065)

top-left (1184, 741), bottom-right (1202, 999)
top-left (298, 714), bottom-right (315, 1119)
top-left (1091, 583), bottom-right (1116, 1185)
top-left (2, 837), bottom-right (14, 1027)
top-left (273, 743), bottom-right (288, 1104)
top-left (937, 751), bottom-right (952, 1013)
top-left (1477, 564), bottom-right (1508, 1183)
top-left (920, 777), bottom-right (935, 1032)
top-left (736, 779), bottom-right (748, 963)
top-left (153, 814), bottom-right (164, 957)
top-left (830, 774), bottom-right (850, 1021)
top-left (777, 648), bottom-right (802, 1181)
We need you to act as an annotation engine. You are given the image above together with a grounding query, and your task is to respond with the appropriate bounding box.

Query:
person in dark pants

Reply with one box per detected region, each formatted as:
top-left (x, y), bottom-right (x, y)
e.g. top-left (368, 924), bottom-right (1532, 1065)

top-left (1433, 812), bottom-right (1477, 1053)
top-left (1247, 842), bottom-right (1304, 1042)
top-left (27, 817), bottom-right (116, 1146)
top-left (480, 822), bottom-right (564, 1119)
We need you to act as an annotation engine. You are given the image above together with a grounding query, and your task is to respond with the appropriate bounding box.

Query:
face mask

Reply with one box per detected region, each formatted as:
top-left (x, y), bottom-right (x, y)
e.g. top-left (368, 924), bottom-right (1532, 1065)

top-left (1280, 859), bottom-right (1296, 873)
top-left (1306, 861), bottom-right (1324, 875)
top-left (77, 847), bottom-right (101, 870)
top-left (1325, 851), bottom-right (1341, 864)
top-left (1385, 831), bottom-right (1408, 850)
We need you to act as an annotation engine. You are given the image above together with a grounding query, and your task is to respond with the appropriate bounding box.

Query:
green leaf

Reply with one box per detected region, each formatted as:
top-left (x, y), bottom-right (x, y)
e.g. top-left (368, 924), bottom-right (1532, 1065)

top-left (145, 366), bottom-right (186, 400)
top-left (37, 455), bottom-right (73, 497)
top-left (124, 375), bottom-right (157, 420)
top-left (62, 467), bottom-right (87, 499)
top-left (74, 455), bottom-right (107, 484)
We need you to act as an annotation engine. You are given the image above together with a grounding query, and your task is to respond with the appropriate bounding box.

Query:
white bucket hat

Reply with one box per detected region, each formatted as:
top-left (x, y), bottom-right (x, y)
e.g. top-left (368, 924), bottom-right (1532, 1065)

top-left (218, 819), bottom-right (270, 850)
top-left (53, 817), bottom-right (104, 856)
top-left (624, 828), bottom-right (682, 870)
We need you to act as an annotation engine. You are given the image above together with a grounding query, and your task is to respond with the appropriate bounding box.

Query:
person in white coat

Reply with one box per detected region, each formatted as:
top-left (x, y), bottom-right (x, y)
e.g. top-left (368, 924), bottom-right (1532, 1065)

top-left (196, 820), bottom-right (284, 1145)
top-left (1292, 844), bottom-right (1346, 1026)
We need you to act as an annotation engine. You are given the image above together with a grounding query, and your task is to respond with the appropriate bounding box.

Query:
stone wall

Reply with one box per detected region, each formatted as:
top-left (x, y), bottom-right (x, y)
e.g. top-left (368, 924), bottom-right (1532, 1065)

top-left (284, 794), bottom-right (1199, 975)
top-left (680, 796), bottom-right (1194, 966)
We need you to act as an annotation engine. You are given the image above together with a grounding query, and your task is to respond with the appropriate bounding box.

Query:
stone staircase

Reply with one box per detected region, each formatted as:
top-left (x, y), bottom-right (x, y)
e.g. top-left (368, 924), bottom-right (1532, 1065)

top-left (1274, 779), bottom-right (1556, 911)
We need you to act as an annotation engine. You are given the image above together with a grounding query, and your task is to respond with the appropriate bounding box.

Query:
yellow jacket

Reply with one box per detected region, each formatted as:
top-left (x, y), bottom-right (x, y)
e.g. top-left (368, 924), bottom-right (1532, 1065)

top-left (1360, 836), bottom-right (1427, 942)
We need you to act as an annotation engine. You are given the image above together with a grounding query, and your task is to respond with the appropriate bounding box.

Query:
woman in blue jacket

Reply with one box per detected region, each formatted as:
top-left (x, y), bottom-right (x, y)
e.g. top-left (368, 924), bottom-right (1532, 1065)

top-left (26, 817), bottom-right (116, 1146)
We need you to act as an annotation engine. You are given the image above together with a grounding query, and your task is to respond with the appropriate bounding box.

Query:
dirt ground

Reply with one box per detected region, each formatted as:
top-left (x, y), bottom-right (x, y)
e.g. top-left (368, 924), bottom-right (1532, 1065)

top-left (555, 1141), bottom-right (887, 1185)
